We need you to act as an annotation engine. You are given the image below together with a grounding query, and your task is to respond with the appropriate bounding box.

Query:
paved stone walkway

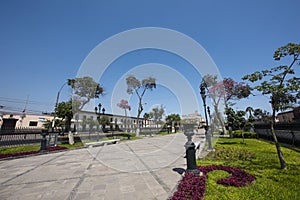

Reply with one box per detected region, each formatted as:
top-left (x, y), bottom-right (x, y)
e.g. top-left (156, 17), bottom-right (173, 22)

top-left (0, 131), bottom-right (206, 200)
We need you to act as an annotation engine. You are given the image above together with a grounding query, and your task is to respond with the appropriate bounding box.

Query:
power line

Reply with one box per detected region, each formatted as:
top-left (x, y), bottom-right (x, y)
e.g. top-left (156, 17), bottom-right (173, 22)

top-left (0, 96), bottom-right (55, 106)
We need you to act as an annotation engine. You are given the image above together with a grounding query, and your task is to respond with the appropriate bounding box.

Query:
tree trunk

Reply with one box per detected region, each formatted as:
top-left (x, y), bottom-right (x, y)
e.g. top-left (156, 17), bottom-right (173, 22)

top-left (136, 111), bottom-right (141, 136)
top-left (229, 126), bottom-right (233, 138)
top-left (214, 105), bottom-right (226, 134)
top-left (271, 109), bottom-right (286, 169)
top-left (68, 131), bottom-right (74, 145)
top-left (136, 99), bottom-right (143, 136)
top-left (66, 117), bottom-right (74, 145)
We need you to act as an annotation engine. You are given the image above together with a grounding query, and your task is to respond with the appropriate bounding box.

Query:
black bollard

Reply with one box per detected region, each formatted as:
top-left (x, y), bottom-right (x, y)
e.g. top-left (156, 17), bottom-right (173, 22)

top-left (185, 142), bottom-right (200, 174)
top-left (40, 130), bottom-right (47, 152)
top-left (183, 123), bottom-right (200, 174)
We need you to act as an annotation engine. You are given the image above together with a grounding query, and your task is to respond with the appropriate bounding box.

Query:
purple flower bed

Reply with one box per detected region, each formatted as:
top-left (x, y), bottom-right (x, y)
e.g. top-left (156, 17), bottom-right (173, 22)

top-left (0, 146), bottom-right (68, 159)
top-left (170, 165), bottom-right (256, 200)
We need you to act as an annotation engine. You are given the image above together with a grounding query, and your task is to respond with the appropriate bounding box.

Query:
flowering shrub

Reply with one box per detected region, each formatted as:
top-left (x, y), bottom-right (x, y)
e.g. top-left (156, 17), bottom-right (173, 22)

top-left (172, 173), bottom-right (206, 200)
top-left (0, 146), bottom-right (68, 159)
top-left (170, 165), bottom-right (255, 200)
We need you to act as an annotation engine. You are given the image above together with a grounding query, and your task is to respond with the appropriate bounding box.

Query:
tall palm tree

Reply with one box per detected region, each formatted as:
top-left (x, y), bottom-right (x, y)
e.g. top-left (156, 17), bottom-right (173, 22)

top-left (246, 106), bottom-right (254, 118)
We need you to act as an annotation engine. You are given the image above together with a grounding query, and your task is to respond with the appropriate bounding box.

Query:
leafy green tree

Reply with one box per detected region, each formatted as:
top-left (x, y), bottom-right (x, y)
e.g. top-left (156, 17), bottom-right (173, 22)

top-left (242, 43), bottom-right (300, 169)
top-left (225, 108), bottom-right (250, 143)
top-left (245, 106), bottom-right (255, 131)
top-left (126, 75), bottom-right (156, 135)
top-left (55, 100), bottom-right (73, 132)
top-left (236, 110), bottom-right (247, 143)
top-left (149, 105), bottom-right (165, 127)
top-left (99, 116), bottom-right (110, 129)
top-left (165, 114), bottom-right (181, 132)
top-left (225, 107), bottom-right (236, 130)
top-left (143, 112), bottom-right (150, 127)
top-left (245, 106), bottom-right (254, 117)
top-left (253, 108), bottom-right (271, 122)
top-left (43, 119), bottom-right (65, 131)
top-left (68, 76), bottom-right (104, 110)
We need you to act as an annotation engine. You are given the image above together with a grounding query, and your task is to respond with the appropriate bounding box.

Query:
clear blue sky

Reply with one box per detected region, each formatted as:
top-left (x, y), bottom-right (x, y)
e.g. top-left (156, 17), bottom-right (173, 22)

top-left (0, 0), bottom-right (299, 118)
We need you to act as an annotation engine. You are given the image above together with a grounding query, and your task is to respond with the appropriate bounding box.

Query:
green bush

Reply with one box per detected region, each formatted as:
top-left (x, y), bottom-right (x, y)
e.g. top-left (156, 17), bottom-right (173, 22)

top-left (233, 130), bottom-right (257, 138)
top-left (205, 146), bottom-right (256, 161)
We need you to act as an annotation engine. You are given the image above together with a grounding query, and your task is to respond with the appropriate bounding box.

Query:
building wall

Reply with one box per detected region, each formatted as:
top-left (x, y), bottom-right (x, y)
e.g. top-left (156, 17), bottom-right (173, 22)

top-left (0, 114), bottom-right (53, 129)
top-left (276, 107), bottom-right (300, 123)
top-left (74, 111), bottom-right (155, 131)
top-left (0, 111), bottom-right (155, 131)
top-left (182, 111), bottom-right (204, 125)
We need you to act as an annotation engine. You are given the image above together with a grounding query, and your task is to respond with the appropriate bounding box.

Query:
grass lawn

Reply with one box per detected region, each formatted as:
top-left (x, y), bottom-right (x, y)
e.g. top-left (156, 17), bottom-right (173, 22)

top-left (0, 142), bottom-right (84, 155)
top-left (156, 131), bottom-right (176, 135)
top-left (0, 145), bottom-right (40, 154)
top-left (59, 142), bottom-right (84, 149)
top-left (198, 138), bottom-right (300, 200)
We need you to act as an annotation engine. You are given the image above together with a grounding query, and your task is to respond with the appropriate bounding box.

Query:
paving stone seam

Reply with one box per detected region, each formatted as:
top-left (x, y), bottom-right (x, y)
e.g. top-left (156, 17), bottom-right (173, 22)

top-left (66, 162), bottom-right (93, 200)
top-left (1, 171), bottom-right (131, 187)
top-left (125, 143), bottom-right (172, 194)
top-left (140, 172), bottom-right (160, 200)
top-left (1, 151), bottom-right (68, 185)
top-left (67, 175), bottom-right (86, 200)
top-left (150, 142), bottom-right (185, 157)
top-left (1, 176), bottom-right (80, 186)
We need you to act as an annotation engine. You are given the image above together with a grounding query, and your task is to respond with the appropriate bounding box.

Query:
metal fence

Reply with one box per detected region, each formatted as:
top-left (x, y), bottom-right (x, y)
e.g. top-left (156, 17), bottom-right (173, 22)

top-left (0, 128), bottom-right (43, 147)
top-left (254, 123), bottom-right (300, 147)
top-left (0, 127), bottom-right (167, 148)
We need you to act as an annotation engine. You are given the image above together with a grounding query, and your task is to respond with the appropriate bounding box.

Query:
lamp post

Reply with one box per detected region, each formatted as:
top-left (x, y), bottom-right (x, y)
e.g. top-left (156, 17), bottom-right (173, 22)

top-left (207, 106), bottom-right (213, 137)
top-left (95, 103), bottom-right (105, 129)
top-left (52, 82), bottom-right (68, 132)
top-left (200, 82), bottom-right (213, 150)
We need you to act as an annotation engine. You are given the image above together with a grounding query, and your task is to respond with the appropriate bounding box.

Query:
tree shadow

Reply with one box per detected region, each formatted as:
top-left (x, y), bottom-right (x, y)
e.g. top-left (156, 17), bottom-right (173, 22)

top-left (218, 142), bottom-right (239, 145)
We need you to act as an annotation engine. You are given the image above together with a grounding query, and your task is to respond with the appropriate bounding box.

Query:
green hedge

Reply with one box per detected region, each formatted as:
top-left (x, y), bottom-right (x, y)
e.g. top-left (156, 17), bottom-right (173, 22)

top-left (233, 130), bottom-right (257, 138)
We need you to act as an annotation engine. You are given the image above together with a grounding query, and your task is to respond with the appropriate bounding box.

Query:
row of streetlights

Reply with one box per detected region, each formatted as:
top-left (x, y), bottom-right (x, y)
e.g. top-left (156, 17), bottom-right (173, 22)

top-left (200, 82), bottom-right (213, 150)
top-left (95, 103), bottom-right (105, 122)
top-left (184, 82), bottom-right (214, 174)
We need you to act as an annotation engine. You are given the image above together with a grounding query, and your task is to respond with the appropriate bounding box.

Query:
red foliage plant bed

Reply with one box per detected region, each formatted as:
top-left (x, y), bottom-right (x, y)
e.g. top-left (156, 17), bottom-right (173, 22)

top-left (0, 146), bottom-right (68, 159)
top-left (170, 165), bottom-right (256, 200)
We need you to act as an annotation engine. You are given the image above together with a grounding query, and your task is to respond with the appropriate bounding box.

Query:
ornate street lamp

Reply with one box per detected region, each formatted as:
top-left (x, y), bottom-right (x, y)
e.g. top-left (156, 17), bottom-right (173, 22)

top-left (52, 82), bottom-right (68, 132)
top-left (95, 103), bottom-right (105, 128)
top-left (200, 82), bottom-right (213, 150)
top-left (207, 106), bottom-right (213, 137)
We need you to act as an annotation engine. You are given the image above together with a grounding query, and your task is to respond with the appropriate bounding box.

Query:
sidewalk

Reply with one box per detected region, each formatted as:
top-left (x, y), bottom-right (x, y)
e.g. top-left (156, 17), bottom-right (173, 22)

top-left (0, 132), bottom-right (205, 200)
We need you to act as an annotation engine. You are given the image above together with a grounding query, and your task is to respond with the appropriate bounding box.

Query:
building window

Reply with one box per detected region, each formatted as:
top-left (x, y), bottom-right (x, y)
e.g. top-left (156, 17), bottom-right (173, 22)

top-left (29, 121), bottom-right (38, 126)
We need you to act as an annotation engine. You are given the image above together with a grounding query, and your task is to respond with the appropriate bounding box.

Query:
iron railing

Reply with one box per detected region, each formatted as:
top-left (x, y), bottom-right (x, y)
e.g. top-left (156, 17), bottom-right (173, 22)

top-left (254, 123), bottom-right (300, 147)
top-left (0, 128), bottom-right (43, 147)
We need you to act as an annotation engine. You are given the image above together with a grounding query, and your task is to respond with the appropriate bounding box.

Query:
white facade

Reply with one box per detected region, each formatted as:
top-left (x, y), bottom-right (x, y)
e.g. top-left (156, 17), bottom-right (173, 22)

top-left (182, 111), bottom-right (204, 125)
top-left (74, 111), bottom-right (155, 131)
top-left (0, 111), bottom-right (155, 131)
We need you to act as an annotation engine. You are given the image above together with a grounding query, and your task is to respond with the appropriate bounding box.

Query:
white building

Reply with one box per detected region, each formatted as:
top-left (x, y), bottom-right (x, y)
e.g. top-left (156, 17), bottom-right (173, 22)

top-left (0, 113), bottom-right (53, 129)
top-left (0, 110), bottom-right (155, 132)
top-left (74, 111), bottom-right (155, 132)
top-left (181, 111), bottom-right (204, 125)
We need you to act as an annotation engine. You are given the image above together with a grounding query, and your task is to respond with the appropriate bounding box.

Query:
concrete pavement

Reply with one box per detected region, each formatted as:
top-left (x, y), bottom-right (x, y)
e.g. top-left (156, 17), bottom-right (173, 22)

top-left (0, 131), bottom-right (206, 200)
